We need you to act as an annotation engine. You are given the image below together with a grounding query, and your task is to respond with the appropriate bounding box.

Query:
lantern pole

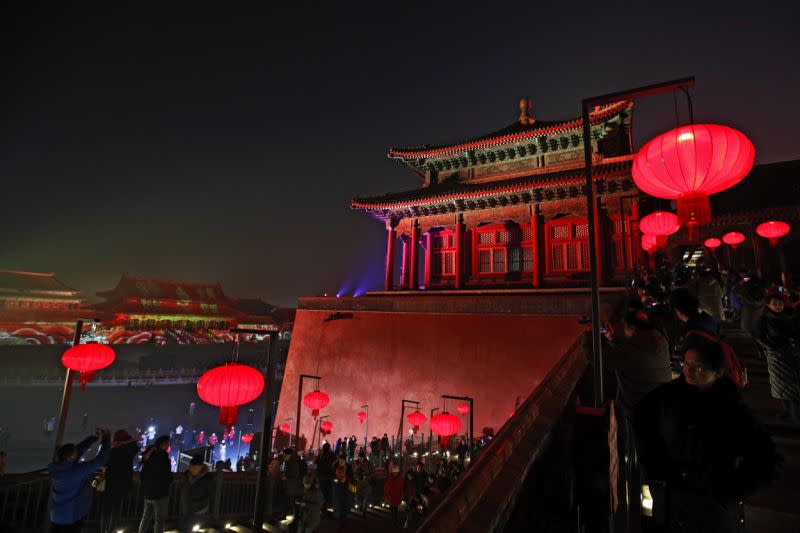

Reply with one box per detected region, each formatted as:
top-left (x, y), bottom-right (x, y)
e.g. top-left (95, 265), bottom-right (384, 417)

top-left (441, 395), bottom-right (473, 458)
top-left (398, 399), bottom-right (420, 452)
top-left (429, 407), bottom-right (439, 455)
top-left (581, 76), bottom-right (695, 407)
top-left (295, 374), bottom-right (322, 453)
top-left (284, 417), bottom-right (294, 448)
top-left (231, 327), bottom-right (279, 532)
top-left (361, 404), bottom-right (369, 449)
top-left (54, 318), bottom-right (101, 456)
top-left (315, 415), bottom-right (330, 452)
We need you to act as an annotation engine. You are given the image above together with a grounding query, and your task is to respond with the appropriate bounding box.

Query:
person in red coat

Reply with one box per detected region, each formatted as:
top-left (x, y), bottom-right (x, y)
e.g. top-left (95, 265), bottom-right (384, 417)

top-left (383, 461), bottom-right (405, 526)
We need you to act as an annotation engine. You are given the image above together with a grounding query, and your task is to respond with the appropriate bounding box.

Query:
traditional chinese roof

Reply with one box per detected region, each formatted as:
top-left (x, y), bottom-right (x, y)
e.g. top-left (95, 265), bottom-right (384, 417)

top-left (353, 157), bottom-right (634, 222)
top-left (97, 274), bottom-right (232, 303)
top-left (388, 100), bottom-right (633, 160)
top-left (0, 270), bottom-right (83, 300)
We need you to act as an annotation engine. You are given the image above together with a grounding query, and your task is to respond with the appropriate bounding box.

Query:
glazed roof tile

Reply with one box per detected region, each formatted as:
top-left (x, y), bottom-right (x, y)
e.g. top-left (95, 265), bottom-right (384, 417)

top-left (388, 101), bottom-right (632, 159)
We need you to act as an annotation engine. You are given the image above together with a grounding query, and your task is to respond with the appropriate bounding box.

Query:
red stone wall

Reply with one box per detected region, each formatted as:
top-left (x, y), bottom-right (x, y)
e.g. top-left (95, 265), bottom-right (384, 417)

top-left (276, 309), bottom-right (587, 446)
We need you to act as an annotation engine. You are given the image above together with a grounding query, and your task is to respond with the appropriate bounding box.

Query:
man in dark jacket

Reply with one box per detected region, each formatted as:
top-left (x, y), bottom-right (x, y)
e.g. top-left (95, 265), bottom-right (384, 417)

top-left (100, 429), bottom-right (139, 533)
top-left (671, 288), bottom-right (720, 338)
top-left (281, 448), bottom-right (303, 519)
top-left (315, 442), bottom-right (336, 510)
top-left (49, 428), bottom-right (111, 532)
top-left (758, 293), bottom-right (800, 421)
top-left (138, 435), bottom-right (172, 533)
top-left (180, 456), bottom-right (215, 532)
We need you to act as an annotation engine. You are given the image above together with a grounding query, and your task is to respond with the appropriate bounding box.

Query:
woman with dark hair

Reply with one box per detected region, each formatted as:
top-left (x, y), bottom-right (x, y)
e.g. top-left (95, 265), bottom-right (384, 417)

top-left (758, 293), bottom-right (800, 422)
top-left (634, 342), bottom-right (779, 532)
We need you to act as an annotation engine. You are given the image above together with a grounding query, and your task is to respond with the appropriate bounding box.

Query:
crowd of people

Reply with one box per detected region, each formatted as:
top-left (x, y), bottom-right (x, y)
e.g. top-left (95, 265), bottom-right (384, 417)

top-left (270, 438), bottom-right (467, 531)
top-left (602, 262), bottom-right (797, 531)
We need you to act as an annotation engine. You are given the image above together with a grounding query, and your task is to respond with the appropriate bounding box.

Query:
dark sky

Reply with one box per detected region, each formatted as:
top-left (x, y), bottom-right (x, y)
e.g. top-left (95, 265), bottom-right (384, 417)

top-left (3, 2), bottom-right (798, 307)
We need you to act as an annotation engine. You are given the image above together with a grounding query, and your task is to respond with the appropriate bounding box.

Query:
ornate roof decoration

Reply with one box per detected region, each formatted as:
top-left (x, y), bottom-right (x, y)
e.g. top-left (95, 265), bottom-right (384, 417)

top-left (388, 100), bottom-right (633, 160)
top-left (353, 157), bottom-right (635, 222)
top-left (0, 270), bottom-right (82, 300)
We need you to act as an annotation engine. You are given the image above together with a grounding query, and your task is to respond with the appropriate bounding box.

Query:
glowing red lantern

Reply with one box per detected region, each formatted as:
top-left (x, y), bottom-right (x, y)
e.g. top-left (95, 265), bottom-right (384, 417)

top-left (303, 389), bottom-right (330, 418)
top-left (241, 433), bottom-right (253, 445)
top-left (639, 211), bottom-right (680, 248)
top-left (278, 423), bottom-right (291, 433)
top-left (722, 231), bottom-right (745, 250)
top-left (197, 362), bottom-right (265, 432)
top-left (320, 420), bottom-right (333, 433)
top-left (704, 237), bottom-right (722, 250)
top-left (756, 220), bottom-right (790, 247)
top-left (632, 124), bottom-right (755, 236)
top-left (430, 411), bottom-right (461, 446)
top-left (641, 234), bottom-right (657, 252)
top-left (61, 343), bottom-right (116, 390)
top-left (456, 403), bottom-right (469, 416)
top-left (407, 410), bottom-right (427, 433)
top-left (357, 410), bottom-right (367, 424)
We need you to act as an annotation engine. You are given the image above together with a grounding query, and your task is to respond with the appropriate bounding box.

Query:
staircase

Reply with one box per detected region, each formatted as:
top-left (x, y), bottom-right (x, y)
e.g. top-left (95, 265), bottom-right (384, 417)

top-left (721, 325), bottom-right (800, 532)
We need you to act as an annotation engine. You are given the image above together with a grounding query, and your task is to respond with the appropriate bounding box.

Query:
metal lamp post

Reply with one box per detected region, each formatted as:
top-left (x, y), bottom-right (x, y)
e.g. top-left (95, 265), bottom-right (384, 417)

top-left (295, 374), bottom-right (322, 452)
top-left (429, 407), bottom-right (439, 454)
top-left (581, 76), bottom-right (695, 406)
top-left (397, 399), bottom-right (420, 450)
top-left (54, 318), bottom-right (102, 456)
top-left (441, 395), bottom-right (473, 457)
top-left (361, 404), bottom-right (369, 449)
top-left (315, 415), bottom-right (330, 452)
top-left (284, 417), bottom-right (294, 448)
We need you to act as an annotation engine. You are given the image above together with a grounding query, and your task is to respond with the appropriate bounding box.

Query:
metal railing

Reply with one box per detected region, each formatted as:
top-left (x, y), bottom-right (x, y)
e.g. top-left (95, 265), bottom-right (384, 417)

top-left (0, 368), bottom-right (204, 387)
top-left (0, 470), bottom-right (267, 532)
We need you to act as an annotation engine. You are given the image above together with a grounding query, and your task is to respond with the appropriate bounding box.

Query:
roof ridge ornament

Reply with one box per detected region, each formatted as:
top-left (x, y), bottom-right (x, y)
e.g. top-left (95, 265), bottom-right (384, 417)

top-left (519, 97), bottom-right (535, 125)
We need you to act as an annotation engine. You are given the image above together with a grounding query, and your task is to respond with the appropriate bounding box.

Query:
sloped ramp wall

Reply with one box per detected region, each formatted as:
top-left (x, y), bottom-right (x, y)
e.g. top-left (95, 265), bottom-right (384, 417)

top-left (276, 309), bottom-right (587, 446)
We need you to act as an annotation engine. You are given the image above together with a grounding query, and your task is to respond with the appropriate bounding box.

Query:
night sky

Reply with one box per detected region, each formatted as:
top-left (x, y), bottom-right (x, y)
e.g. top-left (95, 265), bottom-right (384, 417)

top-left (3, 2), bottom-right (798, 307)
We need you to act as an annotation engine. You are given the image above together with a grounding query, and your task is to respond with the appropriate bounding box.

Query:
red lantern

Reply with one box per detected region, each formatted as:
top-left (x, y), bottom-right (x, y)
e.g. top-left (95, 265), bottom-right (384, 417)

top-left (430, 411), bottom-right (461, 447)
top-left (303, 389), bottom-right (330, 418)
top-left (407, 410), bottom-right (427, 433)
top-left (197, 362), bottom-right (265, 432)
top-left (641, 234), bottom-right (657, 252)
top-left (722, 231), bottom-right (745, 250)
top-left (241, 433), bottom-right (253, 445)
top-left (704, 237), bottom-right (722, 250)
top-left (278, 423), bottom-right (291, 433)
top-left (632, 124), bottom-right (755, 236)
top-left (61, 343), bottom-right (116, 390)
top-left (357, 410), bottom-right (367, 424)
top-left (756, 220), bottom-right (790, 247)
top-left (639, 211), bottom-right (680, 248)
top-left (456, 403), bottom-right (469, 416)
top-left (320, 420), bottom-right (333, 433)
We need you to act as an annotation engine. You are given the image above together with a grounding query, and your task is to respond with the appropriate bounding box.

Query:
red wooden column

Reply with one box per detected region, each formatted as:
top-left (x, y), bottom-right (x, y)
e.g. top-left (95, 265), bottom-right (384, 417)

top-left (593, 198), bottom-right (605, 286)
top-left (531, 205), bottom-right (541, 288)
top-left (408, 223), bottom-right (419, 289)
top-left (385, 223), bottom-right (396, 291)
top-left (455, 218), bottom-right (464, 289)
top-left (423, 232), bottom-right (432, 288)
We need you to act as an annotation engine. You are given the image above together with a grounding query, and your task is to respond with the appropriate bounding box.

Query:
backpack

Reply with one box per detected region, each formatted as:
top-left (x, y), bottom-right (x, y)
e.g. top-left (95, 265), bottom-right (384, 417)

top-left (685, 329), bottom-right (748, 389)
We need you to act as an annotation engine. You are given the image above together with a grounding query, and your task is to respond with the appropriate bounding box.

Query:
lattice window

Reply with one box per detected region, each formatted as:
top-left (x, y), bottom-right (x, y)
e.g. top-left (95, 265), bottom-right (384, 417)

top-left (478, 232), bottom-right (495, 245)
top-left (575, 223), bottom-right (589, 238)
top-left (498, 230), bottom-right (510, 243)
top-left (523, 247), bottom-right (533, 271)
top-left (478, 250), bottom-right (491, 273)
top-left (552, 225), bottom-right (570, 240)
top-left (612, 219), bottom-right (631, 235)
top-left (443, 252), bottom-right (455, 275)
top-left (552, 245), bottom-right (564, 271)
top-left (509, 247), bottom-right (522, 272)
top-left (492, 249), bottom-right (505, 272)
top-left (522, 227), bottom-right (532, 242)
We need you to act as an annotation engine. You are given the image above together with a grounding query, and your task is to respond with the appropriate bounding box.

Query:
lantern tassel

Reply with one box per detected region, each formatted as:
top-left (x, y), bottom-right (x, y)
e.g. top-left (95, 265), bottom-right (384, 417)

top-left (219, 406), bottom-right (238, 433)
top-left (78, 370), bottom-right (93, 391)
top-left (441, 436), bottom-right (450, 448)
top-left (677, 193), bottom-right (711, 233)
top-left (770, 237), bottom-right (779, 248)
top-left (312, 409), bottom-right (319, 419)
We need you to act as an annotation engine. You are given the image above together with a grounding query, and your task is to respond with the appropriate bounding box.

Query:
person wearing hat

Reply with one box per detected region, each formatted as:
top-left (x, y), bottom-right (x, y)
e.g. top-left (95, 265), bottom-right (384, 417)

top-left (138, 435), bottom-right (172, 533)
top-left (49, 427), bottom-right (111, 533)
top-left (99, 429), bottom-right (139, 533)
top-left (180, 456), bottom-right (215, 532)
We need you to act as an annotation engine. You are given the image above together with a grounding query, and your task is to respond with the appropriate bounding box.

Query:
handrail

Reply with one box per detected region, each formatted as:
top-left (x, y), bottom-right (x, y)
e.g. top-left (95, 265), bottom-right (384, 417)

top-left (417, 336), bottom-right (587, 532)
